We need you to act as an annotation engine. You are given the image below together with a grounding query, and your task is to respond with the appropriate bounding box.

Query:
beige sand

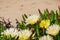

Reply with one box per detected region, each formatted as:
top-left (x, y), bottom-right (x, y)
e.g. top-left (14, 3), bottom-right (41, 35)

top-left (0, 0), bottom-right (60, 26)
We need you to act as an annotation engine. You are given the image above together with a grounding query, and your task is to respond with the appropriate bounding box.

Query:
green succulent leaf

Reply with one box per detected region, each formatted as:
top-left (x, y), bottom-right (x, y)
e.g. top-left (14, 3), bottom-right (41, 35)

top-left (42, 9), bottom-right (49, 20)
top-left (38, 9), bottom-right (43, 18)
top-left (58, 7), bottom-right (60, 16)
top-left (50, 10), bottom-right (55, 24)
top-left (0, 22), bottom-right (5, 36)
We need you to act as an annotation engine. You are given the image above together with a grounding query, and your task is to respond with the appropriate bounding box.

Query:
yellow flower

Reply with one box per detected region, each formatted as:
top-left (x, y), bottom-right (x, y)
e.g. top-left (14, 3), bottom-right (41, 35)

top-left (18, 29), bottom-right (32, 40)
top-left (39, 20), bottom-right (50, 28)
top-left (19, 34), bottom-right (28, 40)
top-left (25, 15), bottom-right (39, 25)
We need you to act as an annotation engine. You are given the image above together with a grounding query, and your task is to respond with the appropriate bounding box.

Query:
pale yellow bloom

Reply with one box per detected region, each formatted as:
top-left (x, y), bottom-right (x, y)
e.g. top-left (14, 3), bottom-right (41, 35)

top-left (2, 28), bottom-right (18, 38)
top-left (39, 20), bottom-right (50, 28)
top-left (39, 35), bottom-right (53, 40)
top-left (25, 15), bottom-right (39, 25)
top-left (46, 25), bottom-right (60, 36)
top-left (18, 29), bottom-right (32, 40)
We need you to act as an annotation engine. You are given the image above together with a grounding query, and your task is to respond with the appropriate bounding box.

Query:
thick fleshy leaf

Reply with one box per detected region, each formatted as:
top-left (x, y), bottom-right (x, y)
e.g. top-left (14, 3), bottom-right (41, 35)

top-left (50, 10), bottom-right (55, 24)
top-left (42, 9), bottom-right (49, 20)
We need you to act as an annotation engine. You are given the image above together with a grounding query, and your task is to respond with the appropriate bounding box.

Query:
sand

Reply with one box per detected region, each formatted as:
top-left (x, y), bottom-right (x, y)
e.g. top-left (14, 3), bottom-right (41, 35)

top-left (0, 0), bottom-right (60, 26)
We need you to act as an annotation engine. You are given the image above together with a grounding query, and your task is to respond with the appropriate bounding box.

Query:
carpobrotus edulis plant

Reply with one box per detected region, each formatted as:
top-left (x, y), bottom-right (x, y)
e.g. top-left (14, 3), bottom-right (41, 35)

top-left (0, 7), bottom-right (60, 40)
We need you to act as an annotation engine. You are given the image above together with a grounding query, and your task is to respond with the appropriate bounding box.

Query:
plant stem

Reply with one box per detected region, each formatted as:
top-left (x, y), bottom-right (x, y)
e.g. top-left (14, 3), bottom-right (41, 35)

top-left (36, 26), bottom-right (40, 37)
top-left (43, 28), bottom-right (44, 35)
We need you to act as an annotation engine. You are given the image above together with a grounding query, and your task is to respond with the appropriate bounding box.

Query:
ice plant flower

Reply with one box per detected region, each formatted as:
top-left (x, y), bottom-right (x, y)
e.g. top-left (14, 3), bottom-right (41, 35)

top-left (2, 28), bottom-right (18, 38)
top-left (39, 19), bottom-right (50, 28)
top-left (39, 35), bottom-right (53, 40)
top-left (46, 25), bottom-right (60, 36)
top-left (18, 29), bottom-right (32, 40)
top-left (25, 15), bottom-right (39, 25)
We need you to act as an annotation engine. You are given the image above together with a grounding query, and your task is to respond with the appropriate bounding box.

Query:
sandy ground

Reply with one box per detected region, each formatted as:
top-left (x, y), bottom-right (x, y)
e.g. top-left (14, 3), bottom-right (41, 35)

top-left (0, 0), bottom-right (60, 26)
